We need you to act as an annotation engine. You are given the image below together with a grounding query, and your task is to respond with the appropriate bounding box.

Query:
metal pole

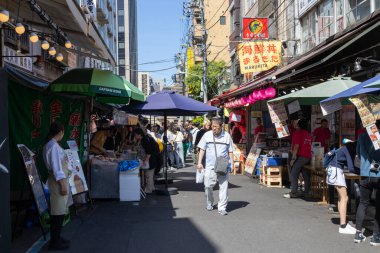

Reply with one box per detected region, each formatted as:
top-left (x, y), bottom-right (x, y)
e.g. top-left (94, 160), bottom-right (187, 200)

top-left (200, 0), bottom-right (208, 103)
top-left (0, 26), bottom-right (4, 67)
top-left (163, 112), bottom-right (168, 189)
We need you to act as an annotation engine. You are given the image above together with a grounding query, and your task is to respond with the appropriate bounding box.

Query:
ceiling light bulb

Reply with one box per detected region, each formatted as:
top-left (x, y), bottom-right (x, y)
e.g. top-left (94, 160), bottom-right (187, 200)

top-left (29, 32), bottom-right (39, 43)
top-left (354, 60), bottom-right (362, 72)
top-left (64, 40), bottom-right (72, 49)
top-left (56, 53), bottom-right (63, 62)
top-left (0, 9), bottom-right (10, 23)
top-left (48, 47), bottom-right (56, 56)
top-left (41, 40), bottom-right (50, 50)
top-left (15, 23), bottom-right (25, 35)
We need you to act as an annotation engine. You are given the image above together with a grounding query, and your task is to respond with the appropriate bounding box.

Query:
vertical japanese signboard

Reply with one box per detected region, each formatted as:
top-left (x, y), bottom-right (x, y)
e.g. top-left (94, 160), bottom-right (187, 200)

top-left (8, 80), bottom-right (84, 190)
top-left (238, 41), bottom-right (282, 74)
top-left (349, 95), bottom-right (375, 127)
top-left (242, 18), bottom-right (268, 39)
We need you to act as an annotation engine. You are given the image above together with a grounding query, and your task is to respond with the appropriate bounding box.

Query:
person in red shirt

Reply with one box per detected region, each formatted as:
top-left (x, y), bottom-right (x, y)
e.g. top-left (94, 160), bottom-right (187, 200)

top-left (356, 122), bottom-right (365, 140)
top-left (284, 119), bottom-right (312, 199)
top-left (313, 119), bottom-right (331, 153)
top-left (254, 118), bottom-right (265, 135)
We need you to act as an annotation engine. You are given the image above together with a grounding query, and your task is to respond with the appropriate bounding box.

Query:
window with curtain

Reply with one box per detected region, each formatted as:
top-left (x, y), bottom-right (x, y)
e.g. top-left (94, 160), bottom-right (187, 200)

top-left (318, 0), bottom-right (334, 43)
top-left (220, 16), bottom-right (226, 25)
top-left (336, 0), bottom-right (345, 33)
top-left (301, 10), bottom-right (316, 53)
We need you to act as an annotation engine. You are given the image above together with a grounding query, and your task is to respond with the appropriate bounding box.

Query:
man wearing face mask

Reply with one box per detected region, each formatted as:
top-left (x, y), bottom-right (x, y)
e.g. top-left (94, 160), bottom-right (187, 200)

top-left (197, 117), bottom-right (234, 216)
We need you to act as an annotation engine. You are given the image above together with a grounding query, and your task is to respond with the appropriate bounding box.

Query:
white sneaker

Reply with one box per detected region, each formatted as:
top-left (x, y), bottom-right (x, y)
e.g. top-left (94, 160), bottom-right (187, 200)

top-left (339, 223), bottom-right (356, 234)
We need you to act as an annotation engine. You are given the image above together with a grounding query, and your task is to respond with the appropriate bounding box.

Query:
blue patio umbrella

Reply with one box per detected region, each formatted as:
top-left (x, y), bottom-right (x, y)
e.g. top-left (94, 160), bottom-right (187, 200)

top-left (321, 75), bottom-right (380, 104)
top-left (123, 91), bottom-right (218, 194)
top-left (363, 75), bottom-right (380, 88)
top-left (124, 90), bottom-right (217, 116)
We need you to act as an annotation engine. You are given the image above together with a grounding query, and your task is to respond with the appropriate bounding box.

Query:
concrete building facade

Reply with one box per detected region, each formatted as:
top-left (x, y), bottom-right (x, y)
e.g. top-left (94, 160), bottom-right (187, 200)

top-left (117, 0), bottom-right (138, 85)
top-left (191, 0), bottom-right (231, 64)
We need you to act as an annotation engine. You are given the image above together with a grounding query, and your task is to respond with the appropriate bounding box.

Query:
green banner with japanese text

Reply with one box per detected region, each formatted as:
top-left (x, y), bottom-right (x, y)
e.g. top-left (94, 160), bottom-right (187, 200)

top-left (8, 80), bottom-right (85, 191)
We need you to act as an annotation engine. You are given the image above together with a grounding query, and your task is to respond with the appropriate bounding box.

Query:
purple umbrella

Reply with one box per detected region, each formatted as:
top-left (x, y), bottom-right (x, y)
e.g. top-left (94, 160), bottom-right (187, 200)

top-left (124, 90), bottom-right (217, 116)
top-left (123, 91), bottom-right (218, 194)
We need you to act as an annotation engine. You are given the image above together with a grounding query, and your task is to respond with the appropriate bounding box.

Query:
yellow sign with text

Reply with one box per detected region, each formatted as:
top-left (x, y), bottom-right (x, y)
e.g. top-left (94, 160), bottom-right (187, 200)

top-left (238, 41), bottom-right (282, 74)
top-left (186, 47), bottom-right (195, 73)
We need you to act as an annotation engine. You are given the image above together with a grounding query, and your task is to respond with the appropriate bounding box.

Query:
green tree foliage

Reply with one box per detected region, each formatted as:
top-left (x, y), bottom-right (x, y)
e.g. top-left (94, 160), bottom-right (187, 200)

top-left (192, 116), bottom-right (204, 126)
top-left (185, 61), bottom-right (226, 101)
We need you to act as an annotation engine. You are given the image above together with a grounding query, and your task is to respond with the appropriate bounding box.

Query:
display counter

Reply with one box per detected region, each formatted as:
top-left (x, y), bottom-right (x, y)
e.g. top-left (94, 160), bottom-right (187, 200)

top-left (89, 153), bottom-right (140, 200)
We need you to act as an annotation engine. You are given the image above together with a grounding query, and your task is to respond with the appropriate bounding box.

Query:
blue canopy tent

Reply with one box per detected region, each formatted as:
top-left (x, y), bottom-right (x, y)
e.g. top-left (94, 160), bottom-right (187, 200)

top-left (123, 91), bottom-right (218, 194)
top-left (320, 75), bottom-right (380, 115)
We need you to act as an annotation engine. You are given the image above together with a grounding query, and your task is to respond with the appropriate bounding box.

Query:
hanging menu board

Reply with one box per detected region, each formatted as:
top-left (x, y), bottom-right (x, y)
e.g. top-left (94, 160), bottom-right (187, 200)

top-left (268, 101), bottom-right (288, 123)
top-left (349, 95), bottom-right (376, 127)
top-left (371, 103), bottom-right (380, 120)
top-left (17, 144), bottom-right (49, 215)
top-left (275, 121), bottom-right (290, 138)
top-left (244, 146), bottom-right (262, 175)
top-left (65, 150), bottom-right (88, 195)
top-left (366, 124), bottom-right (380, 150)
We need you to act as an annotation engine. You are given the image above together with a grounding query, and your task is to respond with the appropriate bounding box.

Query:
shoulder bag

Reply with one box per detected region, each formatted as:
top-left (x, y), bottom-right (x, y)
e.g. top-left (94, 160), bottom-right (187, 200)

top-left (213, 135), bottom-right (229, 176)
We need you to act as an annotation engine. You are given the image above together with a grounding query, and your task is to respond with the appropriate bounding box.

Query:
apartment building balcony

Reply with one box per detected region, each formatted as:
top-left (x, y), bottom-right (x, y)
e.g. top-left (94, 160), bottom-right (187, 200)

top-left (2, 0), bottom-right (116, 66)
top-left (4, 29), bottom-right (29, 54)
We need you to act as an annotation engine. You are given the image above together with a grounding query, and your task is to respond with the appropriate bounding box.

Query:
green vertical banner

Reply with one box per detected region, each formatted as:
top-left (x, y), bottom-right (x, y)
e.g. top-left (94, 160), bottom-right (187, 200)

top-left (8, 80), bottom-right (85, 191)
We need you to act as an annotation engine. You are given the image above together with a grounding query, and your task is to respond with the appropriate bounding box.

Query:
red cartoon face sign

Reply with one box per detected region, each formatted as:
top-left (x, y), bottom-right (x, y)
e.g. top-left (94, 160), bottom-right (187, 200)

top-left (242, 18), bottom-right (268, 39)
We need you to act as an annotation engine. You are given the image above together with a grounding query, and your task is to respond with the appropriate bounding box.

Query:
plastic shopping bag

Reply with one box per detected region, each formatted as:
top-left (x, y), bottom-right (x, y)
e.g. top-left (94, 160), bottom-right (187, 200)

top-left (196, 169), bottom-right (204, 184)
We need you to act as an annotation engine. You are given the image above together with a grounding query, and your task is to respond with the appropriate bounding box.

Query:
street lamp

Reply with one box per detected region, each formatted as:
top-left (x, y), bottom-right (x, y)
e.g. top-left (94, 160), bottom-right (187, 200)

top-left (15, 23), bottom-right (25, 35)
top-left (0, 9), bottom-right (10, 23)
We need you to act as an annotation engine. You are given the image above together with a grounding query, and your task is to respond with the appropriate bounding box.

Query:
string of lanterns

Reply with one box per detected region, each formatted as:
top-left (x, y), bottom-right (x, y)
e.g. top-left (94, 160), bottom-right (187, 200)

top-left (224, 87), bottom-right (277, 109)
top-left (0, 9), bottom-right (71, 62)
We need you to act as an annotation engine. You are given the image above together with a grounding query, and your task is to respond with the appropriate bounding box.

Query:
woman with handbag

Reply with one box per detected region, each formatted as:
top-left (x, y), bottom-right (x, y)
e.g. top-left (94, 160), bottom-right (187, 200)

top-left (172, 127), bottom-right (185, 168)
top-left (134, 128), bottom-right (156, 194)
top-left (325, 140), bottom-right (357, 234)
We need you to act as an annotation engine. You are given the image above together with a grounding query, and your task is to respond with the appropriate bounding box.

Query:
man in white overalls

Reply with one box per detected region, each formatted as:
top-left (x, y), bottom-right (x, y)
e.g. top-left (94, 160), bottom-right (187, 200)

top-left (197, 117), bottom-right (234, 215)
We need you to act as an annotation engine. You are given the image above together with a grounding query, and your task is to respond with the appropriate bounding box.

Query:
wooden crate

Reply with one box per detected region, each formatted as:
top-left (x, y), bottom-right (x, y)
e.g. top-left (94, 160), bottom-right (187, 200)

top-left (263, 166), bottom-right (282, 177)
top-left (263, 175), bottom-right (282, 188)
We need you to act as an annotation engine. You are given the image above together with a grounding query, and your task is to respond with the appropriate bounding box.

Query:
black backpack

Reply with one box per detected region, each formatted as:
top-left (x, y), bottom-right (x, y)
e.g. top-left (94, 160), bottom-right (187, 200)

top-left (147, 135), bottom-right (160, 155)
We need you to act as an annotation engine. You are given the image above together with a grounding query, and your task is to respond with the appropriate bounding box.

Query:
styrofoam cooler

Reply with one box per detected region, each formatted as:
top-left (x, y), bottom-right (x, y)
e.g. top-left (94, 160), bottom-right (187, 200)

top-left (119, 169), bottom-right (140, 201)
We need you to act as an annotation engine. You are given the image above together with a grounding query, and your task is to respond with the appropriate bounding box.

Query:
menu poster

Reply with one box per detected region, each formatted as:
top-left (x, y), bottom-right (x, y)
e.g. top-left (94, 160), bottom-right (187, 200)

top-left (244, 146), bottom-right (262, 175)
top-left (287, 100), bottom-right (301, 115)
top-left (274, 121), bottom-right (290, 138)
top-left (371, 103), bottom-right (380, 120)
top-left (17, 144), bottom-right (49, 215)
top-left (65, 149), bottom-right (88, 195)
top-left (366, 124), bottom-right (380, 150)
top-left (320, 98), bottom-right (342, 116)
top-left (267, 101), bottom-right (288, 123)
top-left (67, 140), bottom-right (79, 151)
top-left (350, 95), bottom-right (376, 127)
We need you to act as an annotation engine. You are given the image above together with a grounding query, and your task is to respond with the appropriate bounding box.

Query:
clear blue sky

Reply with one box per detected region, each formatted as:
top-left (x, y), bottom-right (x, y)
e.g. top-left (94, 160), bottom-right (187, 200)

top-left (137, 0), bottom-right (184, 85)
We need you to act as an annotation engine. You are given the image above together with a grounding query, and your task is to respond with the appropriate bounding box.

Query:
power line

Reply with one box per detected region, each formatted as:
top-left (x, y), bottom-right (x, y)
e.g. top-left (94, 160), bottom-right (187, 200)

top-left (205, 0), bottom-right (228, 26)
top-left (116, 66), bottom-right (177, 72)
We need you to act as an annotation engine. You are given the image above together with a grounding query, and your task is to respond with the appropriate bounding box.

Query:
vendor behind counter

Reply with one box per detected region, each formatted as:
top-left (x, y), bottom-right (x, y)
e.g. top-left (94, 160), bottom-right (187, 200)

top-left (90, 127), bottom-right (114, 155)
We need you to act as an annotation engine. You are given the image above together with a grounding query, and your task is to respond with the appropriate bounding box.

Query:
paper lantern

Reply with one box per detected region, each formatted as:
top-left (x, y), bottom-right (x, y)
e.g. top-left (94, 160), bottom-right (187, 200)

top-left (258, 89), bottom-right (267, 100)
top-left (251, 90), bottom-right (259, 100)
top-left (248, 97), bottom-right (256, 104)
top-left (241, 96), bottom-right (248, 105)
top-left (265, 87), bottom-right (276, 98)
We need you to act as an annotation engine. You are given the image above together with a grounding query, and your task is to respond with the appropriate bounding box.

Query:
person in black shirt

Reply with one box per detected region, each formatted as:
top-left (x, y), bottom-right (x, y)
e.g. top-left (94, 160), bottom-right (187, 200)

top-left (193, 120), bottom-right (211, 165)
top-left (134, 128), bottom-right (157, 194)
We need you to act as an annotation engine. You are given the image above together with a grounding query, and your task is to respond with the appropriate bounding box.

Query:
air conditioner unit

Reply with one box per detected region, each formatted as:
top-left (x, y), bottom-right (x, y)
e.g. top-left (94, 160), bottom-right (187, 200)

top-left (81, 5), bottom-right (91, 14)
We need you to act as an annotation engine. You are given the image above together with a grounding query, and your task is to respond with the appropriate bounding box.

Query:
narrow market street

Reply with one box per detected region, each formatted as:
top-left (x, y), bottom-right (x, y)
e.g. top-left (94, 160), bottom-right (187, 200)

top-left (34, 164), bottom-right (377, 253)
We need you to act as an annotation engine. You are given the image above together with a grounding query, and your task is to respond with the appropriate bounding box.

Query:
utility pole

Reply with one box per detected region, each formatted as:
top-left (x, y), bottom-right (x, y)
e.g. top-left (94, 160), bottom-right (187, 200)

top-left (199, 0), bottom-right (208, 103)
